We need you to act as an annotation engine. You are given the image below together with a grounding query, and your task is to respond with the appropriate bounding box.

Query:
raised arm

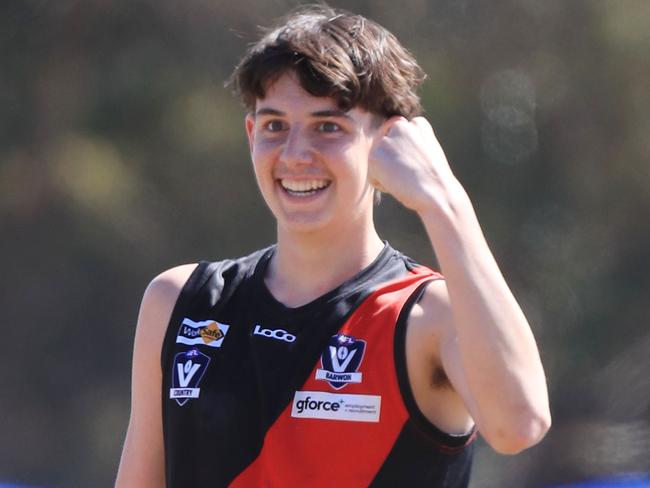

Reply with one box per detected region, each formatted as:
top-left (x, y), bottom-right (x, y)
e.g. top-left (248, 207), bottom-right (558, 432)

top-left (370, 117), bottom-right (551, 454)
top-left (115, 264), bottom-right (197, 487)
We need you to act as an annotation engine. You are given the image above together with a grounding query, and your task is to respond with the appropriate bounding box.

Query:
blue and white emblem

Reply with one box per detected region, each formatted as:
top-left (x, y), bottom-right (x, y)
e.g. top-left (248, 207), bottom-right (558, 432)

top-left (315, 334), bottom-right (366, 390)
top-left (170, 348), bottom-right (211, 406)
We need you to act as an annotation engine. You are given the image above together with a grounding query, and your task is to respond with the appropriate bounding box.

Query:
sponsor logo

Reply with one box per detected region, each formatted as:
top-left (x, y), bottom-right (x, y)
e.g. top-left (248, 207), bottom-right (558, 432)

top-left (170, 348), bottom-right (211, 406)
top-left (315, 334), bottom-right (366, 389)
top-left (291, 391), bottom-right (381, 422)
top-left (176, 318), bottom-right (230, 348)
top-left (253, 324), bottom-right (296, 343)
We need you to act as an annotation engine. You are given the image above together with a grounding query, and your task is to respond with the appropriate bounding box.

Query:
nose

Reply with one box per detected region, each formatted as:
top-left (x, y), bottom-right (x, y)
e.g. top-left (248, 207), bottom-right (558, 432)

top-left (281, 125), bottom-right (314, 168)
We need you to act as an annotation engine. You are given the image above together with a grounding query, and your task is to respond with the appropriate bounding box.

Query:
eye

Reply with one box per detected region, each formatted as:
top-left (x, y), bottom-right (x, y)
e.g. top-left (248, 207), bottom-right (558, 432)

top-left (263, 120), bottom-right (287, 132)
top-left (317, 121), bottom-right (342, 133)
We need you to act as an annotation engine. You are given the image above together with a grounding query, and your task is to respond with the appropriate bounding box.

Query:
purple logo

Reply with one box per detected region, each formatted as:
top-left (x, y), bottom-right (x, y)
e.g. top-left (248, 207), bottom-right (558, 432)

top-left (170, 348), bottom-right (211, 406)
top-left (315, 334), bottom-right (366, 389)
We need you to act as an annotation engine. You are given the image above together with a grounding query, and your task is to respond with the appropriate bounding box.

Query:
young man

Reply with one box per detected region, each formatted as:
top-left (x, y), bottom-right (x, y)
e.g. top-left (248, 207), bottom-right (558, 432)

top-left (116, 6), bottom-right (550, 487)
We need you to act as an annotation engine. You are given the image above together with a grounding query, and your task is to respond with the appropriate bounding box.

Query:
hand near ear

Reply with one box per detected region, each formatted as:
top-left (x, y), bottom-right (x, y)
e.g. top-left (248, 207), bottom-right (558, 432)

top-left (369, 116), bottom-right (465, 215)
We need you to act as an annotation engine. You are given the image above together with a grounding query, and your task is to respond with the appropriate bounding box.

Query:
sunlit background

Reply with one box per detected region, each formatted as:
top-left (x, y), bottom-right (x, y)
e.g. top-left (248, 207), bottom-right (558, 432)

top-left (1, 1), bottom-right (649, 487)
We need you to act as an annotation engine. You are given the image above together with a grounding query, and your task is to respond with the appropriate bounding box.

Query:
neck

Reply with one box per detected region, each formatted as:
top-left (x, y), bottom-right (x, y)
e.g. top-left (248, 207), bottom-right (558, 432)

top-left (266, 220), bottom-right (384, 308)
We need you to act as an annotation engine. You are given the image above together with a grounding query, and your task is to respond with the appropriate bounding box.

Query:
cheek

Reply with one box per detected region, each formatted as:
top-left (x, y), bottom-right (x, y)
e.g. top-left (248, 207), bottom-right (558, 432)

top-left (309, 138), bottom-right (340, 156)
top-left (251, 140), bottom-right (280, 171)
top-left (252, 138), bottom-right (277, 157)
top-left (250, 148), bottom-right (275, 184)
top-left (341, 142), bottom-right (372, 172)
top-left (316, 136), bottom-right (369, 163)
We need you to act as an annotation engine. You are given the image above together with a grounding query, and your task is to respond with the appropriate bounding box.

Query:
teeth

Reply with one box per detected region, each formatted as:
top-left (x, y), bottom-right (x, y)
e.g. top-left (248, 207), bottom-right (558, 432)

top-left (280, 179), bottom-right (330, 193)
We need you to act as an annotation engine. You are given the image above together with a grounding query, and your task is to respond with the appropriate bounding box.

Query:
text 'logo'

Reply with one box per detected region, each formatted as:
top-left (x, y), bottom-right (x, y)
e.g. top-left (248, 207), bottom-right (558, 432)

top-left (253, 325), bottom-right (296, 343)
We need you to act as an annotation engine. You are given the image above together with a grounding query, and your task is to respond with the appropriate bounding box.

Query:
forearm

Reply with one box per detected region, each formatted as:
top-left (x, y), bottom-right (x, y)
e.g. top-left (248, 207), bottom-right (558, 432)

top-left (419, 182), bottom-right (550, 453)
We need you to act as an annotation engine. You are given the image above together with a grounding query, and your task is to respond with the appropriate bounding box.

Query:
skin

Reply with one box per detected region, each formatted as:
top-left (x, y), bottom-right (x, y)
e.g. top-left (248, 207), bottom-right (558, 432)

top-left (244, 73), bottom-right (386, 305)
top-left (116, 72), bottom-right (551, 486)
top-left (370, 116), bottom-right (551, 448)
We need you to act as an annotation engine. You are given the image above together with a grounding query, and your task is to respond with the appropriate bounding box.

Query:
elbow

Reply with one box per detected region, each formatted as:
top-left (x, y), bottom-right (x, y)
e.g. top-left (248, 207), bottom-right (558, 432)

top-left (484, 409), bottom-right (552, 455)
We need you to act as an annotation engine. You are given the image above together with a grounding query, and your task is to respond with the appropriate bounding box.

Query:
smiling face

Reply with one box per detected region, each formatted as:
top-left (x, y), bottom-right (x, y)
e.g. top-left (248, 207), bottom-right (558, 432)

top-left (245, 72), bottom-right (381, 237)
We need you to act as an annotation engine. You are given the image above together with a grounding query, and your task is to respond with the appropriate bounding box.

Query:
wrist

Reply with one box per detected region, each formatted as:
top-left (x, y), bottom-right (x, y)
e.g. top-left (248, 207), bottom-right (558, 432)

top-left (414, 179), bottom-right (474, 224)
top-left (416, 184), bottom-right (486, 256)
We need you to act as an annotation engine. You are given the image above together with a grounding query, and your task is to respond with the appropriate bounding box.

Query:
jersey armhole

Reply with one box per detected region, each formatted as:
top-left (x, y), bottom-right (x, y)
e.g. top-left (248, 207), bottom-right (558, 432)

top-left (393, 279), bottom-right (477, 452)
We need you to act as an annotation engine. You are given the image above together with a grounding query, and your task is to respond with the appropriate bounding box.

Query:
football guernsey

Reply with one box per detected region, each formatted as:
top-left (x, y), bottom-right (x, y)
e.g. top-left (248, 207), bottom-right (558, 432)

top-left (161, 243), bottom-right (476, 487)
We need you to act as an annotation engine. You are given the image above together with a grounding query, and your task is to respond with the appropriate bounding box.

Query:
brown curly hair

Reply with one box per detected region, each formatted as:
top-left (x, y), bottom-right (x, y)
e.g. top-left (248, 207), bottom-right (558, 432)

top-left (229, 5), bottom-right (426, 119)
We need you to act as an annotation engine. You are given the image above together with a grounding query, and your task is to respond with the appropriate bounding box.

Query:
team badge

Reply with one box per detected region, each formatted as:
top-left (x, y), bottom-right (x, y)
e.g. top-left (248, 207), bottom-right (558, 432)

top-left (315, 334), bottom-right (366, 389)
top-left (176, 317), bottom-right (230, 348)
top-left (170, 348), bottom-right (211, 406)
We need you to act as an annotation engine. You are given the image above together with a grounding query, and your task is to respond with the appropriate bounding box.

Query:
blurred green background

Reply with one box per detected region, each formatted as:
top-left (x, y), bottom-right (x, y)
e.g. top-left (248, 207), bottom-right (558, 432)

top-left (1, 0), bottom-right (649, 487)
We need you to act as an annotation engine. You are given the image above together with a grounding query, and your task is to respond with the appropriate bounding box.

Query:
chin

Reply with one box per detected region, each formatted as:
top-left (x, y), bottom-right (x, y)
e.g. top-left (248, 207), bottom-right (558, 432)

top-left (276, 210), bottom-right (337, 235)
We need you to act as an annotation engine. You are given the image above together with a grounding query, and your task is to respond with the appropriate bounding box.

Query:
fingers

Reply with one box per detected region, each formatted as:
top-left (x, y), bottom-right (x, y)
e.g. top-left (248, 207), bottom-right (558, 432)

top-left (377, 115), bottom-right (407, 139)
top-left (411, 116), bottom-right (435, 136)
top-left (378, 115), bottom-right (435, 139)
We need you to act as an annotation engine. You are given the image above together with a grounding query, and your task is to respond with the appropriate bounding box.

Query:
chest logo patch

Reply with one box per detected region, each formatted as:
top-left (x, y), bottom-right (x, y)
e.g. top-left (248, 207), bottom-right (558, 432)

top-left (176, 318), bottom-right (230, 348)
top-left (315, 334), bottom-right (366, 390)
top-left (253, 324), bottom-right (296, 343)
top-left (170, 348), bottom-right (211, 406)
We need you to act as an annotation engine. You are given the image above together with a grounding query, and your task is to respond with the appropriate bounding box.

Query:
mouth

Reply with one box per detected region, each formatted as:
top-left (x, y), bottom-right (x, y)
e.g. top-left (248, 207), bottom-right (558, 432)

top-left (278, 178), bottom-right (332, 197)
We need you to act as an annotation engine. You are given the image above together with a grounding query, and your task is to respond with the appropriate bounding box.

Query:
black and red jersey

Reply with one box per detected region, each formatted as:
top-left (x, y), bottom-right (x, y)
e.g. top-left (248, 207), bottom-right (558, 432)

top-left (161, 243), bottom-right (475, 487)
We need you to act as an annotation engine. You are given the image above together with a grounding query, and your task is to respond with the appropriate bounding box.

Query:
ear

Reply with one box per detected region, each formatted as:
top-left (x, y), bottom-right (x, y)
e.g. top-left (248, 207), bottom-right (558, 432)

top-left (245, 113), bottom-right (255, 154)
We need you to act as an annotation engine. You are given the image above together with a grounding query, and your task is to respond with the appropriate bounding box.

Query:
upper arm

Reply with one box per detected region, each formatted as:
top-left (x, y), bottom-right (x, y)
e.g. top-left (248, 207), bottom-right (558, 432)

top-left (115, 264), bottom-right (198, 488)
top-left (405, 280), bottom-right (476, 436)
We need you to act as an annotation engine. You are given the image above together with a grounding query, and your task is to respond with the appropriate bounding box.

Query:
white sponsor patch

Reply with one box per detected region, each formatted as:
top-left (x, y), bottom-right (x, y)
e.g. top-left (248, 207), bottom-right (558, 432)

top-left (170, 388), bottom-right (200, 399)
top-left (176, 318), bottom-right (230, 348)
top-left (291, 390), bottom-right (381, 423)
top-left (315, 369), bottom-right (362, 384)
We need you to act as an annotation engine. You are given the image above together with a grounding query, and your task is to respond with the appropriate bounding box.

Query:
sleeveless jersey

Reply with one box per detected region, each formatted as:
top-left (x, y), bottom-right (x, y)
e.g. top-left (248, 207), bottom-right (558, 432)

top-left (161, 243), bottom-right (475, 487)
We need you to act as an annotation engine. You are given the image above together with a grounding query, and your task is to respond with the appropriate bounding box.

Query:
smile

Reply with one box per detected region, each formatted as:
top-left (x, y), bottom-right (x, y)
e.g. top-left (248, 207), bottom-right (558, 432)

top-left (279, 179), bottom-right (331, 197)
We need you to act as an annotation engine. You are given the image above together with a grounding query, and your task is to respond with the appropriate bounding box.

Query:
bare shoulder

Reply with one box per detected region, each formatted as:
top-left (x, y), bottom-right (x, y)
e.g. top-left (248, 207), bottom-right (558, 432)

top-left (409, 279), bottom-right (452, 331)
top-left (136, 264), bottom-right (199, 346)
top-left (143, 264), bottom-right (199, 309)
top-left (115, 263), bottom-right (198, 487)
top-left (405, 279), bottom-right (474, 435)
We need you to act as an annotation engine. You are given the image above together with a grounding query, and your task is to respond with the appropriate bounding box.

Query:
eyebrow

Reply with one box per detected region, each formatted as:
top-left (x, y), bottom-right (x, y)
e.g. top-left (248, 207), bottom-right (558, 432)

top-left (255, 108), bottom-right (352, 119)
top-left (255, 108), bottom-right (284, 117)
top-left (311, 109), bottom-right (353, 119)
